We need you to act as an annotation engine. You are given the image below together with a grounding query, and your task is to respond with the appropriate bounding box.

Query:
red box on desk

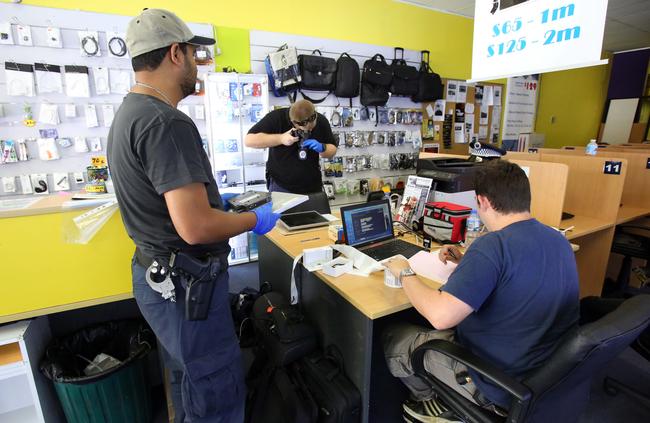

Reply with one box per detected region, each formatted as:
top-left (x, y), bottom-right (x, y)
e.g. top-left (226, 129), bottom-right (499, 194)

top-left (423, 202), bottom-right (472, 243)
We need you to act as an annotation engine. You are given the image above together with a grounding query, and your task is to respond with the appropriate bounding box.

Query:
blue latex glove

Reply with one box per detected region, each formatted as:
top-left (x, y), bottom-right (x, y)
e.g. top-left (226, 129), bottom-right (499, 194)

top-left (252, 202), bottom-right (281, 235)
top-left (303, 139), bottom-right (325, 153)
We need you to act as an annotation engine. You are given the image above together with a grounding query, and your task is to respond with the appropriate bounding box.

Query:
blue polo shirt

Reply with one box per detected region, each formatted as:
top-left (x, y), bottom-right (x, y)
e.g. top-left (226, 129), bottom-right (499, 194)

top-left (441, 219), bottom-right (579, 408)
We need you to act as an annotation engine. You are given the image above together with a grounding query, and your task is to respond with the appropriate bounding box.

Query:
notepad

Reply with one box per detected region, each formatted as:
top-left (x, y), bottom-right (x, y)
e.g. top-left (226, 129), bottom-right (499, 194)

top-left (408, 250), bottom-right (457, 284)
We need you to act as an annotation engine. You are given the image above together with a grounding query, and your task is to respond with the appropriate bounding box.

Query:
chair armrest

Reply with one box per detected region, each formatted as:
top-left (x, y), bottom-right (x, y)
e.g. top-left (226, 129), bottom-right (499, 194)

top-left (411, 339), bottom-right (531, 403)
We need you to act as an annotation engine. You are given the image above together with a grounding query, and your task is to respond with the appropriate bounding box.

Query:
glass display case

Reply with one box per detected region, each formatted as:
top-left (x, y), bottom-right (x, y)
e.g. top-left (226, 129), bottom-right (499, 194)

top-left (205, 73), bottom-right (270, 264)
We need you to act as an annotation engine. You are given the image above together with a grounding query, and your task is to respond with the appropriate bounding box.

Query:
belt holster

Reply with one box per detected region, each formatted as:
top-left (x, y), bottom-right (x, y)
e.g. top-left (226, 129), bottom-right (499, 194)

top-left (136, 248), bottom-right (228, 321)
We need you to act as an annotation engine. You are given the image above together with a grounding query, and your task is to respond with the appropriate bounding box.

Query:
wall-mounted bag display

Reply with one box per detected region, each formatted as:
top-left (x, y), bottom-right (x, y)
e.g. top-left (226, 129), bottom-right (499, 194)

top-left (299, 49), bottom-right (336, 91)
top-left (266, 44), bottom-right (301, 101)
top-left (334, 53), bottom-right (360, 100)
top-left (298, 49), bottom-right (337, 104)
top-left (389, 47), bottom-right (418, 97)
top-left (360, 54), bottom-right (392, 107)
top-left (412, 50), bottom-right (443, 103)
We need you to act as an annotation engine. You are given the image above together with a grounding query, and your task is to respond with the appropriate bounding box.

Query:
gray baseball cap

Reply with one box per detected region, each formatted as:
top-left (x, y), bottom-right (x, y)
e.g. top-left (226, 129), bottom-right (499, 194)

top-left (126, 8), bottom-right (215, 58)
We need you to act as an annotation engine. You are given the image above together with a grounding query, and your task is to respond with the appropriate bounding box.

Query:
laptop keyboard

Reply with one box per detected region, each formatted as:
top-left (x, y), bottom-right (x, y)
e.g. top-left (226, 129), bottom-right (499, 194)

top-left (363, 239), bottom-right (425, 261)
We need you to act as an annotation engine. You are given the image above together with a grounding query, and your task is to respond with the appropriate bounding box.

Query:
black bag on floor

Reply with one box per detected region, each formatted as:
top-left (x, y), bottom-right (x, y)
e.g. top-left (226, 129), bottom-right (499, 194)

top-left (389, 47), bottom-right (418, 97)
top-left (334, 53), bottom-right (360, 99)
top-left (252, 292), bottom-right (317, 366)
top-left (412, 50), bottom-right (443, 103)
top-left (297, 346), bottom-right (361, 423)
top-left (246, 364), bottom-right (318, 423)
top-left (230, 283), bottom-right (271, 347)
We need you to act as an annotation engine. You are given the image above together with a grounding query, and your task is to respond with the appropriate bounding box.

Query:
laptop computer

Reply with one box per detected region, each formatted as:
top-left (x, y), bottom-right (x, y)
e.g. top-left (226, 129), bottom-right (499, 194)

top-left (340, 200), bottom-right (425, 261)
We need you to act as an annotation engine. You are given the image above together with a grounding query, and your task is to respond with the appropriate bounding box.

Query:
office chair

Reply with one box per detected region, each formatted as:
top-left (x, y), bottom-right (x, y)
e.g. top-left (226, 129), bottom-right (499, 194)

top-left (580, 296), bottom-right (650, 408)
top-left (282, 191), bottom-right (331, 215)
top-left (604, 225), bottom-right (650, 296)
top-left (410, 294), bottom-right (650, 423)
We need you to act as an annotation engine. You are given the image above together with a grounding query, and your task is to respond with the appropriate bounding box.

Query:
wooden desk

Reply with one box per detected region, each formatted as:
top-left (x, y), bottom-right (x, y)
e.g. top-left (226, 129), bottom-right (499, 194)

top-left (260, 227), bottom-right (441, 423)
top-left (616, 205), bottom-right (650, 225)
top-left (265, 228), bottom-right (440, 319)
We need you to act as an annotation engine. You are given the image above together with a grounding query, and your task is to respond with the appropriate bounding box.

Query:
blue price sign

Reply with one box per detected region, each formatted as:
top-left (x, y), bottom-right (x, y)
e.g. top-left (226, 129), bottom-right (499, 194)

top-left (603, 161), bottom-right (622, 175)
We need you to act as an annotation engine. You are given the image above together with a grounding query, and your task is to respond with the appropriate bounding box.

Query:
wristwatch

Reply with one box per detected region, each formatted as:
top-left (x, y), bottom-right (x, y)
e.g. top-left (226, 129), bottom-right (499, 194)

top-left (399, 267), bottom-right (416, 283)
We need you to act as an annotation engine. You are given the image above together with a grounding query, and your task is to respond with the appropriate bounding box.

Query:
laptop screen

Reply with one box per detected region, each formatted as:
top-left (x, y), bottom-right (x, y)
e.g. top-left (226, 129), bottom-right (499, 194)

top-left (341, 200), bottom-right (394, 247)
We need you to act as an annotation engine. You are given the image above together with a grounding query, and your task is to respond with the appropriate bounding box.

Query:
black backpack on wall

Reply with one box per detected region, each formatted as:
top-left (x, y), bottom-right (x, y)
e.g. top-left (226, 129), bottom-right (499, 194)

top-left (389, 47), bottom-right (418, 97)
top-left (334, 53), bottom-right (360, 99)
top-left (412, 50), bottom-right (443, 103)
top-left (361, 54), bottom-right (392, 107)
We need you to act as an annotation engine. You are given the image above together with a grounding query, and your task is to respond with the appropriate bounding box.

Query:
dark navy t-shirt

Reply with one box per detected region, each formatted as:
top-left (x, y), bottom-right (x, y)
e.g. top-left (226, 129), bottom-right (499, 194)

top-left (442, 219), bottom-right (579, 408)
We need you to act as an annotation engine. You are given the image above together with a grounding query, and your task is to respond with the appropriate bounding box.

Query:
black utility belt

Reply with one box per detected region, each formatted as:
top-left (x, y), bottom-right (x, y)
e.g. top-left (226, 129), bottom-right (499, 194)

top-left (137, 248), bottom-right (228, 321)
top-left (135, 248), bottom-right (228, 269)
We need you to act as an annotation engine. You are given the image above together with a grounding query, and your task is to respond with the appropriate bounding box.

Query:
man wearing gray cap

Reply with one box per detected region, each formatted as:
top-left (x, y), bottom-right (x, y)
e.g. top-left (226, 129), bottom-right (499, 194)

top-left (107, 8), bottom-right (279, 422)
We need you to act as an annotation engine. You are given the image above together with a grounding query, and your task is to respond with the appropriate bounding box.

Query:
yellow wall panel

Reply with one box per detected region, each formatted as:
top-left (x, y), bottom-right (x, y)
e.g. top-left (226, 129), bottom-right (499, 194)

top-left (535, 63), bottom-right (610, 148)
top-left (7, 0), bottom-right (475, 79)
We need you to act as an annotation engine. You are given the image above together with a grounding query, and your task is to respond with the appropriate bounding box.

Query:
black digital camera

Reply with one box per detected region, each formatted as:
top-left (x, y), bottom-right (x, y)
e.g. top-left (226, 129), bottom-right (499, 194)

top-left (291, 128), bottom-right (311, 141)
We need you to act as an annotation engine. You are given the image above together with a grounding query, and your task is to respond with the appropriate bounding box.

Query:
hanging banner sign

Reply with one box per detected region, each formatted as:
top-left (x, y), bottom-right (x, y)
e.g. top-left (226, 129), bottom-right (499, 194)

top-left (470, 0), bottom-right (609, 82)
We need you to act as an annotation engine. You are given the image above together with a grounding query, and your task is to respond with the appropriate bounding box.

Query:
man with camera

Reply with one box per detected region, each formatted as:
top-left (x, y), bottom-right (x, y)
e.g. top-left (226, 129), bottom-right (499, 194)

top-left (245, 99), bottom-right (337, 194)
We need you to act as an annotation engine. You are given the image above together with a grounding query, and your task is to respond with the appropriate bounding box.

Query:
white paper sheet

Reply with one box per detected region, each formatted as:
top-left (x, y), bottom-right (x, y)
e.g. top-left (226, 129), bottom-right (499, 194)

top-left (408, 250), bottom-right (457, 284)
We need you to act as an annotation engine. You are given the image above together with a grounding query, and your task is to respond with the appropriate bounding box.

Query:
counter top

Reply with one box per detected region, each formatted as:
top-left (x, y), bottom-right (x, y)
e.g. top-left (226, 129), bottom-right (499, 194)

top-left (0, 193), bottom-right (112, 219)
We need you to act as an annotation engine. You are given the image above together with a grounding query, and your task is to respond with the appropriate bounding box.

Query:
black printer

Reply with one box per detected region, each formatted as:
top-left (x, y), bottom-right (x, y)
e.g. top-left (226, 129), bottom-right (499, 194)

top-left (416, 158), bottom-right (485, 193)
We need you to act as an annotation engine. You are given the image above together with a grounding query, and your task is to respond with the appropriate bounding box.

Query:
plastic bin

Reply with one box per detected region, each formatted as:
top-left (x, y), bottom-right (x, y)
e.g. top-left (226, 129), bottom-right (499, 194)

top-left (40, 320), bottom-right (155, 423)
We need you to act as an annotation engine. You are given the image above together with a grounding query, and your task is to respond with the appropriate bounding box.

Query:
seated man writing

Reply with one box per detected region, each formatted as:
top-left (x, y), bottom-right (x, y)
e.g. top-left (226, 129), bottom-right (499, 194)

top-left (383, 160), bottom-right (579, 421)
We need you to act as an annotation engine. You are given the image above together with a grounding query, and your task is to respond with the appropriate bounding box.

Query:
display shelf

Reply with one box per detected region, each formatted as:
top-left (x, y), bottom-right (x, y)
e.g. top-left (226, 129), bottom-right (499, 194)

top-left (1, 406), bottom-right (39, 423)
top-left (0, 362), bottom-right (27, 381)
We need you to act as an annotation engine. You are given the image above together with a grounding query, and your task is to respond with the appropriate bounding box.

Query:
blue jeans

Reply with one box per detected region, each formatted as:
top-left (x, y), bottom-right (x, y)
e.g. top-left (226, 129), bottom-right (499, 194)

top-left (132, 256), bottom-right (245, 423)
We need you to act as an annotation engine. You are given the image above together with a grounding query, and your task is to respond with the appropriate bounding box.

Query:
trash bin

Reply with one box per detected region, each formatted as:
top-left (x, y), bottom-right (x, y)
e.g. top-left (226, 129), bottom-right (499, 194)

top-left (40, 320), bottom-right (155, 423)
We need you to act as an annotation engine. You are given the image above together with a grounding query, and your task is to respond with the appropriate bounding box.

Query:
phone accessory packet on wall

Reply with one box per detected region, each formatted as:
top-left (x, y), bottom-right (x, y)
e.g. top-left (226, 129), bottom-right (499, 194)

top-left (2, 176), bottom-right (17, 193)
top-left (16, 25), bottom-right (33, 46)
top-left (53, 172), bottom-right (70, 191)
top-left (37, 138), bottom-right (60, 161)
top-left (30, 173), bottom-right (49, 195)
top-left (74, 136), bottom-right (88, 153)
top-left (107, 32), bottom-right (128, 58)
top-left (2, 140), bottom-right (18, 164)
top-left (93, 67), bottom-right (110, 95)
top-left (46, 26), bottom-right (63, 48)
top-left (0, 22), bottom-right (15, 45)
top-left (109, 68), bottom-right (132, 94)
top-left (101, 104), bottom-right (115, 127)
top-left (38, 103), bottom-right (60, 125)
top-left (89, 137), bottom-right (102, 152)
top-left (19, 175), bottom-right (33, 194)
top-left (64, 65), bottom-right (91, 97)
top-left (85, 104), bottom-right (99, 128)
top-left (78, 30), bottom-right (101, 57)
top-left (34, 63), bottom-right (63, 94)
top-left (64, 103), bottom-right (77, 118)
top-left (5, 62), bottom-right (35, 97)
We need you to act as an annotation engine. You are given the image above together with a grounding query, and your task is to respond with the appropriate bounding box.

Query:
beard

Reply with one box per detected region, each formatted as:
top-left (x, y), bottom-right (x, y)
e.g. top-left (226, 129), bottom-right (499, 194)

top-left (180, 61), bottom-right (197, 98)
